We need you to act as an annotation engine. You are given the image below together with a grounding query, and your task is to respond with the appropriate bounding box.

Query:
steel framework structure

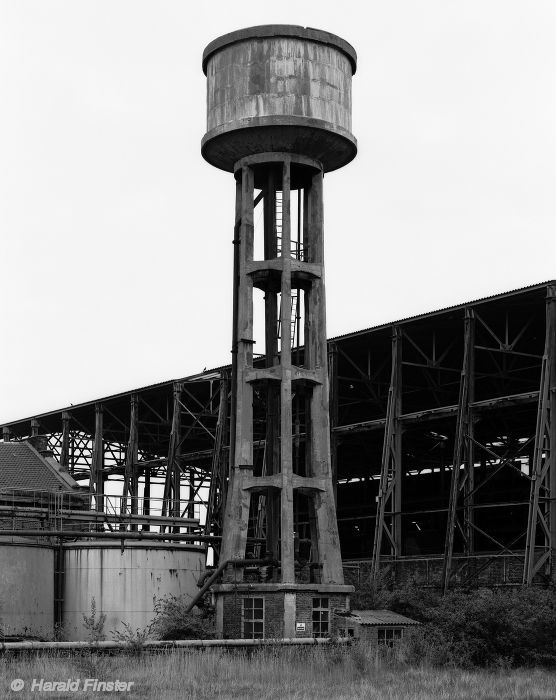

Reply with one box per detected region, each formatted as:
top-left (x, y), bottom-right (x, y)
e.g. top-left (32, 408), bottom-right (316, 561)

top-left (2, 281), bottom-right (555, 587)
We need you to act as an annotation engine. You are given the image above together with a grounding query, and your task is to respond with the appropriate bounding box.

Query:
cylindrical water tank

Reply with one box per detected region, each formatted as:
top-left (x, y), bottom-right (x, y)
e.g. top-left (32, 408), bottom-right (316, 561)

top-left (62, 541), bottom-right (204, 641)
top-left (202, 25), bottom-right (357, 173)
top-left (0, 539), bottom-right (54, 638)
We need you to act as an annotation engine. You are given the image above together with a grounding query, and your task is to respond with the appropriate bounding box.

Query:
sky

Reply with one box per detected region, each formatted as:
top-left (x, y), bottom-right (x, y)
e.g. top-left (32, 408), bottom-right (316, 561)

top-left (1, 0), bottom-right (555, 424)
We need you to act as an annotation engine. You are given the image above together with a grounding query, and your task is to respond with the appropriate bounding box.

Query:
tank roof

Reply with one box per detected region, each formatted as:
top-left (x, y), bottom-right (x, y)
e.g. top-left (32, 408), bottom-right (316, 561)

top-left (202, 24), bottom-right (357, 75)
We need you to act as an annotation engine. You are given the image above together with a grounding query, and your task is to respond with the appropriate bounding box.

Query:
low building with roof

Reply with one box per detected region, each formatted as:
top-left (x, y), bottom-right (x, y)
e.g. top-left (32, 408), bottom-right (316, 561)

top-left (335, 609), bottom-right (420, 645)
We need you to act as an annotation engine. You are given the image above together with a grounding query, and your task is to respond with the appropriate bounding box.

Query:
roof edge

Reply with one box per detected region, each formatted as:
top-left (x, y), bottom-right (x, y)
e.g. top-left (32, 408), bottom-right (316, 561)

top-left (202, 25), bottom-right (357, 75)
top-left (2, 280), bottom-right (554, 429)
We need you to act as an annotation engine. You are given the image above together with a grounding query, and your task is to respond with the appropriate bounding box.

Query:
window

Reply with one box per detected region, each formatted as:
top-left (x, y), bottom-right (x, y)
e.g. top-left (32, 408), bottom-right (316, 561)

top-left (377, 627), bottom-right (403, 646)
top-left (312, 597), bottom-right (329, 638)
top-left (338, 628), bottom-right (355, 638)
top-left (243, 597), bottom-right (264, 639)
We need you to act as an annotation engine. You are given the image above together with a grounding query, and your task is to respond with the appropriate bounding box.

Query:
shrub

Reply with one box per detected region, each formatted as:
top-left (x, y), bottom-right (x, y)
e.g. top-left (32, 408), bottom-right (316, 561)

top-left (366, 583), bottom-right (556, 668)
top-left (151, 594), bottom-right (215, 640)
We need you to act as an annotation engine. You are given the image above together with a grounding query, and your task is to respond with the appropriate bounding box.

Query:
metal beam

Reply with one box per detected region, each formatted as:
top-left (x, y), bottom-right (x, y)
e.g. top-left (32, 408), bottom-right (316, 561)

top-left (121, 394), bottom-right (139, 523)
top-left (370, 326), bottom-right (402, 585)
top-left (523, 285), bottom-right (556, 584)
top-left (442, 309), bottom-right (474, 593)
top-left (91, 404), bottom-right (104, 512)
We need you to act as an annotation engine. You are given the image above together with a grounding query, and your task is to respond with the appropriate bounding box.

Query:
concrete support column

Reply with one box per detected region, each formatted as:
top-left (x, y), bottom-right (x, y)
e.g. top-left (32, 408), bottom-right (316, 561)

top-left (304, 169), bottom-right (344, 584)
top-left (264, 166), bottom-right (280, 565)
top-left (279, 157), bottom-right (295, 584)
top-left (220, 163), bottom-right (255, 578)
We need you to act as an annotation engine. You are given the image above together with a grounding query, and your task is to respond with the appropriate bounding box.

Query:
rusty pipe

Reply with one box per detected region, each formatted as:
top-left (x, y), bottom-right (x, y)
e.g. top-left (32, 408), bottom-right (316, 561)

top-left (185, 558), bottom-right (277, 613)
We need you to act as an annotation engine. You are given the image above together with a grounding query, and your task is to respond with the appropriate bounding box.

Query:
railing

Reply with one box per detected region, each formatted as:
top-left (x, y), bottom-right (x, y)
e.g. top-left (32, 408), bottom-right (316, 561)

top-left (0, 489), bottom-right (206, 536)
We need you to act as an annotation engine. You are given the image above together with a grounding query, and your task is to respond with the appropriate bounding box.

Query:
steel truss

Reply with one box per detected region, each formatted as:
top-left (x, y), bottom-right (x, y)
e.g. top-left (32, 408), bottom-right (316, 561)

top-left (2, 281), bottom-right (555, 586)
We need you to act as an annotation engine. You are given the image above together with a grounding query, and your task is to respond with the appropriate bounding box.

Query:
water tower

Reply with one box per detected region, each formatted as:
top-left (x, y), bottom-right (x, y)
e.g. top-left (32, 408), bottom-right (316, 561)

top-left (202, 25), bottom-right (357, 639)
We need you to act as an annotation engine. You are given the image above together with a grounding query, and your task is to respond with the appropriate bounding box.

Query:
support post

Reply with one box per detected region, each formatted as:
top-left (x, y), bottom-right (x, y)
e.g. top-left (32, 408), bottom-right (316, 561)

top-left (91, 404), bottom-right (104, 512)
top-left (205, 372), bottom-right (229, 561)
top-left (464, 317), bottom-right (476, 555)
top-left (279, 157), bottom-right (295, 584)
top-left (304, 165), bottom-right (344, 584)
top-left (442, 309), bottom-right (474, 593)
top-left (370, 326), bottom-right (402, 586)
top-left (328, 342), bottom-right (339, 504)
top-left (263, 165), bottom-right (280, 564)
top-left (2, 427), bottom-right (10, 442)
top-left (121, 394), bottom-right (139, 526)
top-left (219, 163), bottom-right (254, 579)
top-left (31, 419), bottom-right (40, 437)
top-left (163, 383), bottom-right (182, 521)
top-left (523, 285), bottom-right (556, 584)
top-left (142, 467), bottom-right (151, 531)
top-left (59, 412), bottom-right (71, 471)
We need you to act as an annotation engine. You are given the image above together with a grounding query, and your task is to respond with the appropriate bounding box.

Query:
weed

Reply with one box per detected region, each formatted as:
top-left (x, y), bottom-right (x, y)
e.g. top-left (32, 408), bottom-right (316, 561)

top-left (81, 597), bottom-right (106, 644)
top-left (112, 622), bottom-right (153, 654)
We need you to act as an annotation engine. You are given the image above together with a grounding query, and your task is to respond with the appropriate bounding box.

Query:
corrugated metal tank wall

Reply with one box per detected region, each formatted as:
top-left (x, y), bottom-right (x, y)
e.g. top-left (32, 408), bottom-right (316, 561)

top-left (0, 540), bottom-right (54, 638)
top-left (62, 541), bottom-right (204, 641)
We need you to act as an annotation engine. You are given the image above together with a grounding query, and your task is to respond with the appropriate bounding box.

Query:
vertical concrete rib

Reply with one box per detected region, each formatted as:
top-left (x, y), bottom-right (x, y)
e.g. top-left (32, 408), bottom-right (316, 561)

top-left (306, 169), bottom-right (344, 583)
top-left (220, 165), bottom-right (254, 576)
top-left (280, 157), bottom-right (295, 584)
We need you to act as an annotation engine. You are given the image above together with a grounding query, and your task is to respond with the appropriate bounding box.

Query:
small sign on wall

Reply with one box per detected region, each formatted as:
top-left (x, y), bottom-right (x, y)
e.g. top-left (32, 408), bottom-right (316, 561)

top-left (296, 622), bottom-right (306, 632)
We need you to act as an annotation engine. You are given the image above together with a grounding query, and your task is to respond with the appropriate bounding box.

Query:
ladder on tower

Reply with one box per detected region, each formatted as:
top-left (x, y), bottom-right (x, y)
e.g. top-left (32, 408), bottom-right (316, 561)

top-left (275, 190), bottom-right (283, 255)
top-left (253, 444), bottom-right (268, 559)
top-left (277, 294), bottom-right (300, 349)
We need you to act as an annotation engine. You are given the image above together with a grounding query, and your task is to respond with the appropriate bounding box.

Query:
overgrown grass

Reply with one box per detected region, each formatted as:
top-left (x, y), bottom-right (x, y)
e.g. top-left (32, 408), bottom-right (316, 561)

top-left (1, 646), bottom-right (556, 699)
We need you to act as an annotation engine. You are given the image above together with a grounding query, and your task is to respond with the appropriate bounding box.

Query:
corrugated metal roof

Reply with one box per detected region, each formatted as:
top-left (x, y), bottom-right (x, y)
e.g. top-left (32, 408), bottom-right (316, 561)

top-left (0, 442), bottom-right (78, 492)
top-left (330, 280), bottom-right (555, 343)
top-left (346, 609), bottom-right (420, 626)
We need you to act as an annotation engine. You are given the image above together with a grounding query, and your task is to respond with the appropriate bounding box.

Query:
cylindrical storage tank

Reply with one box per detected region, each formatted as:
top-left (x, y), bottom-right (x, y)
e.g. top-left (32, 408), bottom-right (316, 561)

top-left (202, 25), bottom-right (357, 173)
top-left (0, 539), bottom-right (54, 638)
top-left (62, 541), bottom-right (204, 641)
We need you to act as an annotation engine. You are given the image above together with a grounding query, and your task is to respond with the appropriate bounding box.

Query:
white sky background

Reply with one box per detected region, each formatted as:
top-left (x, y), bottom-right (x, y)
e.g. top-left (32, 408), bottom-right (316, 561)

top-left (1, 0), bottom-right (555, 424)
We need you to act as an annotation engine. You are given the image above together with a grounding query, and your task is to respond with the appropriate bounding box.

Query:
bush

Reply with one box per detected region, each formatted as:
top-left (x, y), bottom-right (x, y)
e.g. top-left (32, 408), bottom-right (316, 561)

top-left (151, 594), bottom-right (215, 640)
top-left (367, 584), bottom-right (556, 668)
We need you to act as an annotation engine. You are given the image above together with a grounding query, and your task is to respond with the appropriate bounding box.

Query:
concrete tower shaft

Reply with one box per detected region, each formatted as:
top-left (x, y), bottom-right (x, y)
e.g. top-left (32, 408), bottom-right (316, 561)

top-left (202, 26), bottom-right (356, 640)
